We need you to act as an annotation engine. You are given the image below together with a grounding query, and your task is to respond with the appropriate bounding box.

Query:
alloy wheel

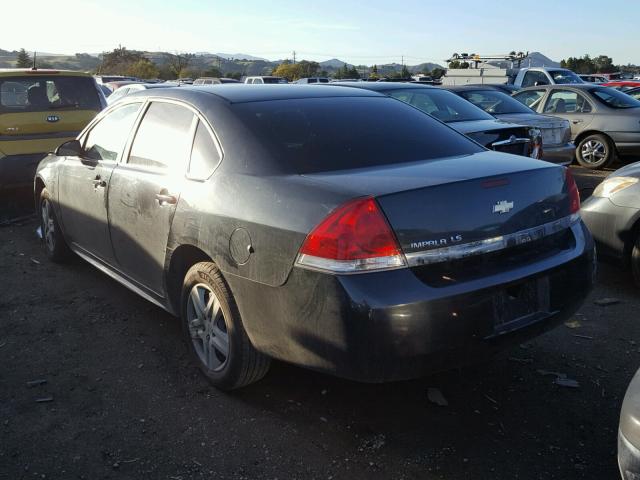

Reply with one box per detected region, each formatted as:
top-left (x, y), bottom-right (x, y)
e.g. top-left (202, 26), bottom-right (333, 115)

top-left (186, 283), bottom-right (229, 371)
top-left (580, 139), bottom-right (607, 165)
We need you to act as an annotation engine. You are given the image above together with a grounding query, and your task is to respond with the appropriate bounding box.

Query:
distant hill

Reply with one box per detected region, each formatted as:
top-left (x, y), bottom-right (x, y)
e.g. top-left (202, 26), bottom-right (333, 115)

top-left (214, 53), bottom-right (269, 62)
top-left (320, 58), bottom-right (347, 69)
top-left (487, 51), bottom-right (560, 69)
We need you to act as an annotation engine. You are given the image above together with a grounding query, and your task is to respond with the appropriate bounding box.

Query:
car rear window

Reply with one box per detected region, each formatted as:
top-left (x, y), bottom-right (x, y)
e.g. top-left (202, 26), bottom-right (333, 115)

top-left (590, 87), bottom-right (640, 109)
top-left (234, 96), bottom-right (483, 174)
top-left (458, 90), bottom-right (534, 114)
top-left (0, 75), bottom-right (101, 113)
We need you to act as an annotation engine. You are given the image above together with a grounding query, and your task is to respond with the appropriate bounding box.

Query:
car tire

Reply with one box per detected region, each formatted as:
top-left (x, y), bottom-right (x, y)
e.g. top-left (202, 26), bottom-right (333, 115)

top-left (576, 134), bottom-right (615, 170)
top-left (180, 262), bottom-right (270, 390)
top-left (39, 188), bottom-right (71, 262)
top-left (632, 233), bottom-right (640, 289)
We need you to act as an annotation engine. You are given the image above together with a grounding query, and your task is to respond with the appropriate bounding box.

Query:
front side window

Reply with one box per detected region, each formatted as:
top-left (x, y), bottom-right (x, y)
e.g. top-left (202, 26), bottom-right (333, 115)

top-left (0, 75), bottom-right (101, 113)
top-left (83, 102), bottom-right (142, 161)
top-left (543, 90), bottom-right (592, 114)
top-left (513, 89), bottom-right (546, 108)
top-left (128, 102), bottom-right (195, 172)
top-left (387, 88), bottom-right (493, 123)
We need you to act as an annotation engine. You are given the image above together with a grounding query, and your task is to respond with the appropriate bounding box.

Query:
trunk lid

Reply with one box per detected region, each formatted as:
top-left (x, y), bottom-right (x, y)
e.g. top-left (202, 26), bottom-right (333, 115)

top-left (449, 119), bottom-right (531, 156)
top-left (495, 113), bottom-right (570, 146)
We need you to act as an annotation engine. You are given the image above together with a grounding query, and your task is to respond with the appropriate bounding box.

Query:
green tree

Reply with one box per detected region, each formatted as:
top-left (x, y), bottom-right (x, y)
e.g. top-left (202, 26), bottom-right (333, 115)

top-left (431, 67), bottom-right (446, 79)
top-left (400, 65), bottom-right (411, 78)
top-left (164, 52), bottom-right (195, 78)
top-left (16, 48), bottom-right (31, 68)
top-left (204, 66), bottom-right (222, 78)
top-left (126, 59), bottom-right (159, 79)
top-left (99, 46), bottom-right (147, 74)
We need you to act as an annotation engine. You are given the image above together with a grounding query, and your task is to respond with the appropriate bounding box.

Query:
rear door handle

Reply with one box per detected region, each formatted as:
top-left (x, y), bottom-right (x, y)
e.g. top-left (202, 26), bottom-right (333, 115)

top-left (572, 119), bottom-right (584, 124)
top-left (155, 192), bottom-right (177, 206)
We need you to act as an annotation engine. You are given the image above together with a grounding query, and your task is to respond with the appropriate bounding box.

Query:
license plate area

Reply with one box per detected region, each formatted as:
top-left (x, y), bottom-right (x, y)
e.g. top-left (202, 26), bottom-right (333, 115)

top-left (492, 277), bottom-right (550, 330)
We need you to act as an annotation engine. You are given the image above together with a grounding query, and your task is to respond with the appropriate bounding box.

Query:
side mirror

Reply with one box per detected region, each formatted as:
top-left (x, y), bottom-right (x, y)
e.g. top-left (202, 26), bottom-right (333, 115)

top-left (55, 139), bottom-right (83, 157)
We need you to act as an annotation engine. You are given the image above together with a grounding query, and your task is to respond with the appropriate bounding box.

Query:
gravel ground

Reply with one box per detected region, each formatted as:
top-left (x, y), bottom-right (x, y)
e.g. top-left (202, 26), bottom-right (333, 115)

top-left (1, 166), bottom-right (638, 480)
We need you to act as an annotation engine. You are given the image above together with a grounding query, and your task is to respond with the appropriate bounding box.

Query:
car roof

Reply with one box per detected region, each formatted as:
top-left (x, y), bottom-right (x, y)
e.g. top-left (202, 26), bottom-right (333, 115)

top-left (330, 81), bottom-right (435, 92)
top-left (0, 68), bottom-right (92, 78)
top-left (128, 84), bottom-right (383, 104)
top-left (517, 84), bottom-right (594, 92)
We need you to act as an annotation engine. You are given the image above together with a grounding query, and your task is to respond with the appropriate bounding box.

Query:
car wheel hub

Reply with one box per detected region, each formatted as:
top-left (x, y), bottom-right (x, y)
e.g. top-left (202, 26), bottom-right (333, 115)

top-left (186, 283), bottom-right (229, 371)
top-left (581, 140), bottom-right (606, 164)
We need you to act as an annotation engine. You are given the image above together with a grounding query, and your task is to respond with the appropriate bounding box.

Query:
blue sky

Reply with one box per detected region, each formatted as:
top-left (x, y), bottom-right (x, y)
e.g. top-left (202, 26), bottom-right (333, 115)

top-left (5, 0), bottom-right (638, 65)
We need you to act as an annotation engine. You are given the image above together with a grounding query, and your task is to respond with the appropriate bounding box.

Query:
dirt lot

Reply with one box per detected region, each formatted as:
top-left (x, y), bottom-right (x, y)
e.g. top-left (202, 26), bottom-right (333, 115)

top-left (1, 166), bottom-right (639, 480)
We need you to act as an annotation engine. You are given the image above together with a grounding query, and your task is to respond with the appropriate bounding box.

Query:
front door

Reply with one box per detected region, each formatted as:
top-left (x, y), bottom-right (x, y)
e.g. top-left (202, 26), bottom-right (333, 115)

top-left (542, 89), bottom-right (595, 140)
top-left (107, 101), bottom-right (196, 295)
top-left (57, 102), bottom-right (142, 262)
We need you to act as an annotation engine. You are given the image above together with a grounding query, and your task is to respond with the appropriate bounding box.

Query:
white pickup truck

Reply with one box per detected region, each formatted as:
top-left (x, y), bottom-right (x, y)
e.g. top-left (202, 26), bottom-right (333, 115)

top-left (442, 67), bottom-right (584, 88)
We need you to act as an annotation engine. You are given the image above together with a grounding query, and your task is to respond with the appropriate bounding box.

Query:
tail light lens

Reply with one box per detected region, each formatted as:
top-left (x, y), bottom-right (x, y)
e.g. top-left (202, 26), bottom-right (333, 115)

top-left (296, 197), bottom-right (407, 273)
top-left (565, 168), bottom-right (580, 215)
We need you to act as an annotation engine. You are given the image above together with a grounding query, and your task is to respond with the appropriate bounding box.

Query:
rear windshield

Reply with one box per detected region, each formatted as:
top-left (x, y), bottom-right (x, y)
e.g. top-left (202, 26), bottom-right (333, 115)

top-left (590, 87), bottom-right (640, 109)
top-left (457, 90), bottom-right (533, 114)
top-left (0, 75), bottom-right (101, 113)
top-left (234, 96), bottom-right (483, 174)
top-left (385, 88), bottom-right (494, 123)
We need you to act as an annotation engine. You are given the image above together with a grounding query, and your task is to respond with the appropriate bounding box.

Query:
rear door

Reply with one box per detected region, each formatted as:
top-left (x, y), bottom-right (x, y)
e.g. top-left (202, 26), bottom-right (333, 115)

top-left (107, 100), bottom-right (196, 294)
top-left (542, 89), bottom-right (595, 139)
top-left (57, 102), bottom-right (142, 262)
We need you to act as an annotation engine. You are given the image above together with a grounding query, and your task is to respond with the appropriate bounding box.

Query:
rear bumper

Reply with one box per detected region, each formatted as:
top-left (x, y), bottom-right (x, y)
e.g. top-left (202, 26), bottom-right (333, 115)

top-left (541, 143), bottom-right (574, 165)
top-left (229, 221), bottom-right (595, 382)
top-left (581, 196), bottom-right (640, 260)
top-left (0, 152), bottom-right (48, 191)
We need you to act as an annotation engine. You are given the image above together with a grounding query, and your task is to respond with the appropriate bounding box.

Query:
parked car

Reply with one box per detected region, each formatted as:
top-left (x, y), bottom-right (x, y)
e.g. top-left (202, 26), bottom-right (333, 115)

top-left (244, 76), bottom-right (287, 84)
top-left (107, 82), bottom-right (179, 104)
top-left (34, 85), bottom-right (594, 389)
top-left (513, 84), bottom-right (640, 169)
top-left (619, 368), bottom-right (640, 479)
top-left (0, 68), bottom-right (106, 191)
top-left (98, 84), bottom-right (112, 98)
top-left (295, 77), bottom-right (329, 84)
top-left (177, 78), bottom-right (194, 85)
top-left (103, 80), bottom-right (144, 93)
top-left (581, 162), bottom-right (640, 285)
top-left (193, 77), bottom-right (241, 85)
top-left (443, 66), bottom-right (583, 88)
top-left (94, 75), bottom-right (137, 85)
top-left (604, 81), bottom-right (640, 92)
top-left (579, 74), bottom-right (608, 84)
top-left (333, 82), bottom-right (540, 159)
top-left (445, 85), bottom-right (574, 165)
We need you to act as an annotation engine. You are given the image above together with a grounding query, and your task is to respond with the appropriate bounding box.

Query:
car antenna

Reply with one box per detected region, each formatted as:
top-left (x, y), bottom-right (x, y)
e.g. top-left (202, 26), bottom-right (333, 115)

top-left (32, 51), bottom-right (37, 71)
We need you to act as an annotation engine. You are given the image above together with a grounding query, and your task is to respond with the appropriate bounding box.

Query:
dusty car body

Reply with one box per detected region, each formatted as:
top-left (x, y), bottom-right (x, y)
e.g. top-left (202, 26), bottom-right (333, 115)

top-left (619, 368), bottom-right (640, 479)
top-left (445, 85), bottom-right (574, 165)
top-left (35, 85), bottom-right (594, 389)
top-left (513, 84), bottom-right (640, 169)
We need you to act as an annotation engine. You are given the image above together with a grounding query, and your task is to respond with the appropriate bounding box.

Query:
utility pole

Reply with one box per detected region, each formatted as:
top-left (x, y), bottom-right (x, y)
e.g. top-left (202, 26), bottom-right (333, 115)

top-left (292, 51), bottom-right (296, 64)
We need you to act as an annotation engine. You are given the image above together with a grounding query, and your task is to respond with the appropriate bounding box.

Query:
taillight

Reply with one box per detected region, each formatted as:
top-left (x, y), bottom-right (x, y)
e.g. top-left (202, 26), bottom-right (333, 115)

top-left (296, 197), bottom-right (407, 273)
top-left (565, 168), bottom-right (580, 214)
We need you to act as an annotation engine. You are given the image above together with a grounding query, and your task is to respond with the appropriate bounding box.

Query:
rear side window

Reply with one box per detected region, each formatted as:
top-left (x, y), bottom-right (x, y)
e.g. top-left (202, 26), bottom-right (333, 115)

top-left (128, 102), bottom-right (195, 172)
top-left (234, 96), bottom-right (483, 174)
top-left (513, 89), bottom-right (546, 108)
top-left (83, 103), bottom-right (142, 161)
top-left (188, 120), bottom-right (221, 179)
top-left (0, 76), bottom-right (101, 113)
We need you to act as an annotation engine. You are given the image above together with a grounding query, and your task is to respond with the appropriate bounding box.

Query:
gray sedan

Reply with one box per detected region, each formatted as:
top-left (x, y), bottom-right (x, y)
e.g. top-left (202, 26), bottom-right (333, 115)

top-left (619, 368), bottom-right (640, 479)
top-left (446, 86), bottom-right (574, 165)
top-left (513, 84), bottom-right (640, 169)
top-left (581, 161), bottom-right (640, 286)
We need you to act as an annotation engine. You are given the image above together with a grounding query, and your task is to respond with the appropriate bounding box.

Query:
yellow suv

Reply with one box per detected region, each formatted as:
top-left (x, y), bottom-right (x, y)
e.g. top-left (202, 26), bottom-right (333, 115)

top-left (0, 69), bottom-right (106, 191)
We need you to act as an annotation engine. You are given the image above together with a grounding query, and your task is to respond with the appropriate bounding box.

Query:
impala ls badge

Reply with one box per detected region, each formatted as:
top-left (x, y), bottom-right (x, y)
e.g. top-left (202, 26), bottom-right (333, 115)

top-left (46, 115), bottom-right (60, 123)
top-left (493, 200), bottom-right (514, 214)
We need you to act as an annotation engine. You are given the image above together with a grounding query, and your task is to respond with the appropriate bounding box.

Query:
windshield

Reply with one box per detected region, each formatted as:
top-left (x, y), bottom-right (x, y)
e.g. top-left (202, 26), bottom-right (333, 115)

top-left (549, 70), bottom-right (583, 84)
top-left (457, 90), bottom-right (533, 115)
top-left (0, 76), bottom-right (101, 113)
top-left (234, 96), bottom-right (483, 174)
top-left (590, 87), bottom-right (640, 109)
top-left (264, 77), bottom-right (287, 84)
top-left (386, 88), bottom-right (493, 123)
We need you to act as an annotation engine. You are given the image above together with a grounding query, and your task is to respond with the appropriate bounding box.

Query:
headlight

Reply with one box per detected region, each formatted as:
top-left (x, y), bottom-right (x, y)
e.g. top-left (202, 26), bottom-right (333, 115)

top-left (592, 176), bottom-right (639, 198)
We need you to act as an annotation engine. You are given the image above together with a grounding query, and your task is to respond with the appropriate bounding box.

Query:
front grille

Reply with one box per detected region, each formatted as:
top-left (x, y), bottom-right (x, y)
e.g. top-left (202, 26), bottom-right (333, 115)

top-left (411, 229), bottom-right (575, 288)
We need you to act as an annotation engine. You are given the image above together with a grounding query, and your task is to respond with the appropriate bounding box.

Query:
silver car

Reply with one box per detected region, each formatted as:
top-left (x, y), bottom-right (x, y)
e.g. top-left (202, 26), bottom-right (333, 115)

top-left (513, 84), bottom-right (640, 169)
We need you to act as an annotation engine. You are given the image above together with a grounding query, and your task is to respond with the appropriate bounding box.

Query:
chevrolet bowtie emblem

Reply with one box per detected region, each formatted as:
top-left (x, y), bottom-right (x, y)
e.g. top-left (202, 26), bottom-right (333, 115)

top-left (493, 200), bottom-right (514, 214)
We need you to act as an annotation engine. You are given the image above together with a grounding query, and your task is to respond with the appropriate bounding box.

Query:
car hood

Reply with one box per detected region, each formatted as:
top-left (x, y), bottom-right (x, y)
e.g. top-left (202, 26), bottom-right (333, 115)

top-left (609, 160), bottom-right (640, 179)
top-left (447, 118), bottom-right (527, 135)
